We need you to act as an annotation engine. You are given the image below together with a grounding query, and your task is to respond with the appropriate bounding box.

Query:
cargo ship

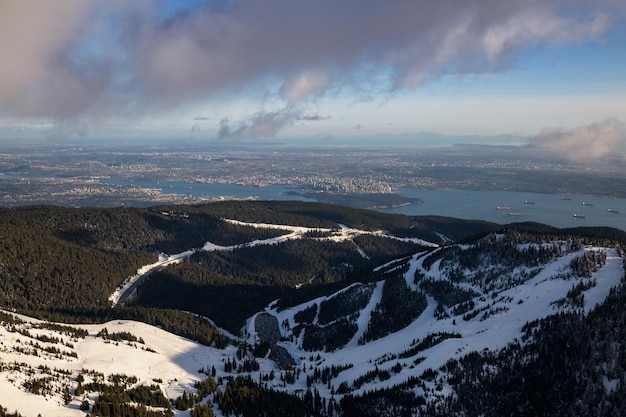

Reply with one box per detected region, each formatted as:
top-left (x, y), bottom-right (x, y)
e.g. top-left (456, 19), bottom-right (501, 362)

top-left (573, 214), bottom-right (586, 219)
top-left (608, 209), bottom-right (619, 213)
top-left (509, 212), bottom-right (522, 217)
top-left (496, 206), bottom-right (511, 211)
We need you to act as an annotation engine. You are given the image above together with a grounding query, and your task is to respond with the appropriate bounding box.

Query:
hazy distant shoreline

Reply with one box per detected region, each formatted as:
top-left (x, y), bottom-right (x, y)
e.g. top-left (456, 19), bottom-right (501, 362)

top-left (285, 190), bottom-right (423, 210)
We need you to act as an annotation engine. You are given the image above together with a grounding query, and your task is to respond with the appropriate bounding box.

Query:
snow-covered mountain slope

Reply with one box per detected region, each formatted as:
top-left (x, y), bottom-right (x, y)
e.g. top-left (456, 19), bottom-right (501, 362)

top-left (108, 219), bottom-right (437, 307)
top-left (0, 313), bottom-right (233, 416)
top-left (251, 233), bottom-right (623, 399)
top-left (0, 230), bottom-right (624, 416)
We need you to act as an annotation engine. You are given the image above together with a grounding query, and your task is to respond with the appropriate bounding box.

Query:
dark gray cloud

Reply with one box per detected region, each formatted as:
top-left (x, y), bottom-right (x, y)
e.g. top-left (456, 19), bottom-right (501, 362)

top-left (296, 113), bottom-right (331, 121)
top-left (217, 117), bottom-right (247, 139)
top-left (218, 110), bottom-right (296, 139)
top-left (43, 120), bottom-right (91, 141)
top-left (530, 118), bottom-right (626, 162)
top-left (1, 0), bottom-right (624, 122)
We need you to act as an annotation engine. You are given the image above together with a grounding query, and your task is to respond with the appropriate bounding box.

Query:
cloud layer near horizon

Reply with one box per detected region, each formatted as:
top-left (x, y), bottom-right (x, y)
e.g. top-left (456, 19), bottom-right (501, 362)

top-left (2, 0), bottom-right (623, 125)
top-left (531, 118), bottom-right (626, 162)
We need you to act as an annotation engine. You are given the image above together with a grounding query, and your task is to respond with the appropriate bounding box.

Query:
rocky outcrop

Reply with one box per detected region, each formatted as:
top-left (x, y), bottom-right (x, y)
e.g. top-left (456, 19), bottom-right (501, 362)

top-left (255, 312), bottom-right (296, 369)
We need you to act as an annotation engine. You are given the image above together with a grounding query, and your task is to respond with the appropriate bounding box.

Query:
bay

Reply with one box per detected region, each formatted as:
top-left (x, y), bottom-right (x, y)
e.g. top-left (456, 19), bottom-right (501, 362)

top-left (99, 179), bottom-right (625, 232)
top-left (99, 178), bottom-right (315, 202)
top-left (381, 188), bottom-right (625, 231)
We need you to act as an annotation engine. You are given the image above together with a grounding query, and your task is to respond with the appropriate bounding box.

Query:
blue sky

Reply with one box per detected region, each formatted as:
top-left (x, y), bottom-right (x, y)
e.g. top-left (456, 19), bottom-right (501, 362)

top-left (0, 0), bottom-right (625, 157)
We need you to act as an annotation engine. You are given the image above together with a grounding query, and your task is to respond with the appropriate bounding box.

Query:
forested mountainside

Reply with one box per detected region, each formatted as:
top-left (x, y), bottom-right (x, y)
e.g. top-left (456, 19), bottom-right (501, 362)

top-left (0, 201), bottom-right (625, 416)
top-left (0, 201), bottom-right (498, 335)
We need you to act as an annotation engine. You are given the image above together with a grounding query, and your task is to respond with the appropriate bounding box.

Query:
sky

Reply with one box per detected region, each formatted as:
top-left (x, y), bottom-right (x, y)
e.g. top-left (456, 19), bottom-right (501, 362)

top-left (0, 0), bottom-right (625, 158)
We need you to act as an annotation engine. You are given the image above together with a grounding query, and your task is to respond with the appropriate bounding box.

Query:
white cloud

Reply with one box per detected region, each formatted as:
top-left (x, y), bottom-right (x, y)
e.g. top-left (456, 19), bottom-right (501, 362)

top-left (0, 0), bottom-right (624, 129)
top-left (531, 118), bottom-right (626, 161)
top-left (280, 69), bottom-right (332, 104)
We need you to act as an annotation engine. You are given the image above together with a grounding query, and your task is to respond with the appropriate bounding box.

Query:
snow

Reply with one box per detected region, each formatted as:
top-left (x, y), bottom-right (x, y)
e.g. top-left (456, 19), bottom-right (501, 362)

top-left (581, 247), bottom-right (622, 313)
top-left (0, 315), bottom-right (227, 416)
top-left (108, 250), bottom-right (193, 306)
top-left (345, 281), bottom-right (384, 349)
top-left (2, 219), bottom-right (624, 416)
top-left (109, 219), bottom-right (439, 306)
top-left (263, 243), bottom-right (624, 397)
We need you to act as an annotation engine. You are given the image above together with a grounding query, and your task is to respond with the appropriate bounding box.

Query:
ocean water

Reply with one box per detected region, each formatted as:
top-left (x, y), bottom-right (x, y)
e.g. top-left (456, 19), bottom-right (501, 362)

top-left (100, 179), bottom-right (625, 231)
top-left (100, 179), bottom-right (315, 202)
top-left (381, 188), bottom-right (625, 231)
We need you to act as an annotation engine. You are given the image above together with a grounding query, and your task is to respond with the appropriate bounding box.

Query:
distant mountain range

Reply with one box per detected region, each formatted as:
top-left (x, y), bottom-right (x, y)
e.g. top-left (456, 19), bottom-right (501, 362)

top-left (305, 131), bottom-right (527, 148)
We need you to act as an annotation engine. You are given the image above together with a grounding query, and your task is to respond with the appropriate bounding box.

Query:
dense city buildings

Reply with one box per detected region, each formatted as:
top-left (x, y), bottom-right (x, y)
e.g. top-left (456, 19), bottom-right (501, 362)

top-left (1, 142), bottom-right (624, 207)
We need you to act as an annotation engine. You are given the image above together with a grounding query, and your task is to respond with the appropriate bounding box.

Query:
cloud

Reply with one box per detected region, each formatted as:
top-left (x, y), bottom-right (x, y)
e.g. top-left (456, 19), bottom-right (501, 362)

top-left (0, 0), bottom-right (93, 118)
top-left (530, 118), bottom-right (626, 162)
top-left (217, 110), bottom-right (294, 139)
top-left (482, 11), bottom-right (611, 60)
top-left (221, 109), bottom-right (334, 139)
top-left (44, 120), bottom-right (91, 140)
top-left (1, 0), bottom-right (624, 121)
top-left (247, 111), bottom-right (293, 138)
top-left (296, 113), bottom-right (331, 121)
top-left (217, 117), bottom-right (246, 139)
top-left (280, 69), bottom-right (332, 104)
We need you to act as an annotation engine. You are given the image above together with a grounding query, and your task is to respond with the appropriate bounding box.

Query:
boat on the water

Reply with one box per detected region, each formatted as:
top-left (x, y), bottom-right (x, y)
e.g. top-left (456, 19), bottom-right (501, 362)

top-left (524, 200), bottom-right (535, 205)
top-left (509, 212), bottom-right (522, 216)
top-left (497, 206), bottom-right (511, 210)
top-left (573, 214), bottom-right (586, 219)
top-left (582, 202), bottom-right (593, 206)
top-left (608, 209), bottom-right (620, 213)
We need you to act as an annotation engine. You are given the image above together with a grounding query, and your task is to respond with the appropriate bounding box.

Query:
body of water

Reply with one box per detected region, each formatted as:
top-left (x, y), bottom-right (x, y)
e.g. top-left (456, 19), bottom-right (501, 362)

top-left (101, 179), bottom-right (626, 231)
top-left (381, 188), bottom-right (625, 231)
top-left (100, 178), bottom-right (316, 202)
